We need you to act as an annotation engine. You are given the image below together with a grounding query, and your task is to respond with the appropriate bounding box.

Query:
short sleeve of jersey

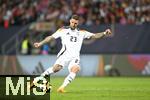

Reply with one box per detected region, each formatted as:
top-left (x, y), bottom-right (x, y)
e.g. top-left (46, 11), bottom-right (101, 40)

top-left (52, 28), bottom-right (64, 39)
top-left (83, 30), bottom-right (94, 39)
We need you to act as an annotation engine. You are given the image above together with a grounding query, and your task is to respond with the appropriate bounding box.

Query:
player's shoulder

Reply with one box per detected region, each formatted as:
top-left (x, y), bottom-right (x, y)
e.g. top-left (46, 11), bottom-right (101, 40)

top-left (80, 29), bottom-right (86, 32)
top-left (57, 26), bottom-right (70, 32)
top-left (79, 29), bottom-right (88, 33)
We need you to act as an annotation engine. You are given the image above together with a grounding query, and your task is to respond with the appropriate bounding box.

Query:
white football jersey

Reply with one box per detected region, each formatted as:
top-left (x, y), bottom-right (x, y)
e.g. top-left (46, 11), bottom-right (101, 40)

top-left (52, 26), bottom-right (94, 58)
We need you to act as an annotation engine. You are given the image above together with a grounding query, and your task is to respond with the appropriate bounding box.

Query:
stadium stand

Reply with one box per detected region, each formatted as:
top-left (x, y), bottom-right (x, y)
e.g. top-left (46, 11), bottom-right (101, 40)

top-left (0, 0), bottom-right (150, 55)
top-left (0, 0), bottom-right (149, 28)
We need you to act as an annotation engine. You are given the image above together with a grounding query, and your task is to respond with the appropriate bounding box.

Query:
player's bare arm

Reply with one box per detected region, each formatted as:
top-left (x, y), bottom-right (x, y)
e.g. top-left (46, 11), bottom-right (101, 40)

top-left (34, 35), bottom-right (55, 48)
top-left (91, 29), bottom-right (112, 39)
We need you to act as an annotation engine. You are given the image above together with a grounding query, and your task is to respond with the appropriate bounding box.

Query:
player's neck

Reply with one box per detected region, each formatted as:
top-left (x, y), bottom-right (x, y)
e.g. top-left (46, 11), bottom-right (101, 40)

top-left (69, 26), bottom-right (76, 30)
top-left (70, 27), bottom-right (75, 30)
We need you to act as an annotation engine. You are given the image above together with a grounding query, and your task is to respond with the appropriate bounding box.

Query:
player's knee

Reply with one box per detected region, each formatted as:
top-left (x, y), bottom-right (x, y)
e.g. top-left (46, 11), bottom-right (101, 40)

top-left (76, 67), bottom-right (80, 72)
top-left (53, 64), bottom-right (63, 72)
top-left (71, 66), bottom-right (80, 73)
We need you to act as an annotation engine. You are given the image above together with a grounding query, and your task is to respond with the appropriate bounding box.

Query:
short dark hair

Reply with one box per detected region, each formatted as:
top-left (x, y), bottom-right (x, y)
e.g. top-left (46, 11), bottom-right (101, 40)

top-left (71, 15), bottom-right (79, 20)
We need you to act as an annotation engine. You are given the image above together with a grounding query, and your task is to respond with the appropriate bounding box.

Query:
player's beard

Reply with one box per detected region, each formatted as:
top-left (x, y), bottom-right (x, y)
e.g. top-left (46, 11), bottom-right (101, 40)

top-left (70, 25), bottom-right (76, 30)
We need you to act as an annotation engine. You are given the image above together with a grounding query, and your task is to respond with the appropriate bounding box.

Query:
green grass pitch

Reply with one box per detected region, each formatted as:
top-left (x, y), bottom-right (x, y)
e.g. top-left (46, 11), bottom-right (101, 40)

top-left (0, 76), bottom-right (150, 100)
top-left (50, 77), bottom-right (150, 100)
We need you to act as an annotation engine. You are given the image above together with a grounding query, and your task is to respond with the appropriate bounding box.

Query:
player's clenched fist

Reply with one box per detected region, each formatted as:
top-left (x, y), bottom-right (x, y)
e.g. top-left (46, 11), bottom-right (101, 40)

top-left (34, 42), bottom-right (41, 48)
top-left (104, 29), bottom-right (112, 36)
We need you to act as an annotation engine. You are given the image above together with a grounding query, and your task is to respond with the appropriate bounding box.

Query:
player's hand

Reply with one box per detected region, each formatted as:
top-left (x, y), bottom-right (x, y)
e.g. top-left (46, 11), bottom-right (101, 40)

top-left (34, 42), bottom-right (41, 48)
top-left (104, 29), bottom-right (112, 36)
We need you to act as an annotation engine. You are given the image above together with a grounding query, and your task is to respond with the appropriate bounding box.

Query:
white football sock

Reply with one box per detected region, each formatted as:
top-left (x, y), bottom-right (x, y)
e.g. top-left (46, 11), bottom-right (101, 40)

top-left (61, 72), bottom-right (76, 88)
top-left (41, 67), bottom-right (54, 76)
top-left (34, 67), bottom-right (54, 83)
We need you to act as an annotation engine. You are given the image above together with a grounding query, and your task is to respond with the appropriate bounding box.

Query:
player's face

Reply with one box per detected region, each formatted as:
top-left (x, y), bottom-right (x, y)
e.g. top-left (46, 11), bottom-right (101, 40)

top-left (70, 19), bottom-right (79, 29)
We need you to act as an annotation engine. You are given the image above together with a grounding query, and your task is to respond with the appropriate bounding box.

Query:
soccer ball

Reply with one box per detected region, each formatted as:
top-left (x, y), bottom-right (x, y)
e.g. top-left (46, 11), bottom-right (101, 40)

top-left (39, 80), bottom-right (52, 93)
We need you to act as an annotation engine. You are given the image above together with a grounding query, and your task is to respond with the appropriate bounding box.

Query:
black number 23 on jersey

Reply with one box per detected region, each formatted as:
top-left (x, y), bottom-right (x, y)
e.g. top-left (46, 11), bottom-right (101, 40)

top-left (70, 36), bottom-right (77, 42)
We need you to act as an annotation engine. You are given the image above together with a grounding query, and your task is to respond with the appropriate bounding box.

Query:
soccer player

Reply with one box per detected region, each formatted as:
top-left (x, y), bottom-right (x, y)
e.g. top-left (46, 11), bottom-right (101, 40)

top-left (32, 15), bottom-right (111, 93)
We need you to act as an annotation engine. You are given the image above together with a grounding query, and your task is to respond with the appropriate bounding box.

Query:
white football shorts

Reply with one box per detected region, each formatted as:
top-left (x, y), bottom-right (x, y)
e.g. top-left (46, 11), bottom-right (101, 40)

top-left (54, 55), bottom-right (80, 72)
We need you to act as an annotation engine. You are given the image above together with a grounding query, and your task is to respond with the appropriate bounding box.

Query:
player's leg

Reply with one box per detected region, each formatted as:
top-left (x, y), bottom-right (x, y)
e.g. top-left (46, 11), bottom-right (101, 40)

top-left (33, 64), bottom-right (63, 82)
top-left (31, 56), bottom-right (67, 89)
top-left (30, 64), bottom-right (63, 89)
top-left (57, 59), bottom-right (80, 93)
top-left (42, 64), bottom-right (63, 76)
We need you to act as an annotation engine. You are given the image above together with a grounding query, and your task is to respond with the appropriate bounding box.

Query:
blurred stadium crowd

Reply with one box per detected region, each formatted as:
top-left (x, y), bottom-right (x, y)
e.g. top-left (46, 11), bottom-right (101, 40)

top-left (0, 0), bottom-right (150, 55)
top-left (0, 0), bottom-right (150, 27)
